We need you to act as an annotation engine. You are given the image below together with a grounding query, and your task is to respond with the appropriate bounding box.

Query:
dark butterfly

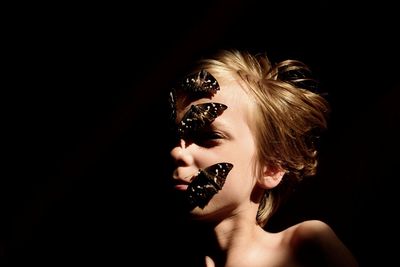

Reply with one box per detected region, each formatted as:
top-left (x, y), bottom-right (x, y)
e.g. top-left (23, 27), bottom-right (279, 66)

top-left (187, 162), bottom-right (234, 208)
top-left (178, 102), bottom-right (227, 137)
top-left (277, 61), bottom-right (319, 92)
top-left (168, 89), bottom-right (177, 124)
top-left (181, 69), bottom-right (220, 95)
top-left (168, 70), bottom-right (222, 137)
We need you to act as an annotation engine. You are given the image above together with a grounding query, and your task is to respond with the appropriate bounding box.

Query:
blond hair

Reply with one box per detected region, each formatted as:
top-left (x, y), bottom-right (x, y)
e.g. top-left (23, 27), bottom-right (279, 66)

top-left (192, 49), bottom-right (329, 227)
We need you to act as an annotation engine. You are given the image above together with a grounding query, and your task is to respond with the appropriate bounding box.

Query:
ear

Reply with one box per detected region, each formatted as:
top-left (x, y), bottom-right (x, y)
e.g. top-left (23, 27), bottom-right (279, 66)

top-left (257, 165), bottom-right (285, 189)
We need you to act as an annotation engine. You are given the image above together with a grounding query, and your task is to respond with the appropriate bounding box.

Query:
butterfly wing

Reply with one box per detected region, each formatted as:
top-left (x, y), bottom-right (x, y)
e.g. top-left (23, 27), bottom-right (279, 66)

top-left (187, 162), bottom-right (234, 208)
top-left (178, 102), bottom-right (227, 137)
top-left (277, 61), bottom-right (319, 92)
top-left (168, 89), bottom-right (177, 124)
top-left (182, 69), bottom-right (220, 95)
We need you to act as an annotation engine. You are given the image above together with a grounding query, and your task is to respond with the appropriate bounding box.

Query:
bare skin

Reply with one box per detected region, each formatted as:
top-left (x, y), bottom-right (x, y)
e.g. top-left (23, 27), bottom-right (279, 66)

top-left (170, 72), bottom-right (359, 267)
top-left (203, 220), bottom-right (358, 267)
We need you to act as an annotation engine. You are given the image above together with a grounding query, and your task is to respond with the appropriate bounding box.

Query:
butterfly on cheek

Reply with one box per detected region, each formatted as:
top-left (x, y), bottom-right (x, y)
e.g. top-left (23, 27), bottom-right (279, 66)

top-left (187, 162), bottom-right (234, 209)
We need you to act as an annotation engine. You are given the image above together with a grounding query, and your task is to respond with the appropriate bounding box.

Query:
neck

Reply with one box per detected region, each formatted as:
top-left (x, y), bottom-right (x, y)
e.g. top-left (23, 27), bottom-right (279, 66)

top-left (194, 207), bottom-right (266, 266)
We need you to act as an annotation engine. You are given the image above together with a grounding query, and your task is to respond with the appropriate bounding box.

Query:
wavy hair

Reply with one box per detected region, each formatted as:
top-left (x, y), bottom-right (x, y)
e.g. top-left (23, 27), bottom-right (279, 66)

top-left (191, 49), bottom-right (330, 226)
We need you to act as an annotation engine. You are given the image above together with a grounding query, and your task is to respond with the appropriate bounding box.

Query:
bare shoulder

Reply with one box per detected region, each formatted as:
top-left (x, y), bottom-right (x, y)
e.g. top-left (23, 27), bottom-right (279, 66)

top-left (292, 220), bottom-right (335, 242)
top-left (283, 220), bottom-right (359, 267)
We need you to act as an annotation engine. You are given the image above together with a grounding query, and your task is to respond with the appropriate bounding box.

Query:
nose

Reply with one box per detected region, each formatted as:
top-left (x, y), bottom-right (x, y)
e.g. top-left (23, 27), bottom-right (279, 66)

top-left (170, 139), bottom-right (194, 166)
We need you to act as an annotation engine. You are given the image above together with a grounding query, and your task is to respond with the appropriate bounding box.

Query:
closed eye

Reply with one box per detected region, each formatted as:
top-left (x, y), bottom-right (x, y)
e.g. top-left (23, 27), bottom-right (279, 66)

top-left (192, 131), bottom-right (224, 147)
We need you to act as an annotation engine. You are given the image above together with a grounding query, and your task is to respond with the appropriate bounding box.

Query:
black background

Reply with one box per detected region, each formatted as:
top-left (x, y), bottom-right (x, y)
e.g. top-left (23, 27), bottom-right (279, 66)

top-left (3, 0), bottom-right (399, 266)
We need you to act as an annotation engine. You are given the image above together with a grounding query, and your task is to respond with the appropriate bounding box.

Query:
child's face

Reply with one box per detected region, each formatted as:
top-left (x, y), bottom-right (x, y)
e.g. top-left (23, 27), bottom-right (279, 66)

top-left (170, 72), bottom-right (260, 221)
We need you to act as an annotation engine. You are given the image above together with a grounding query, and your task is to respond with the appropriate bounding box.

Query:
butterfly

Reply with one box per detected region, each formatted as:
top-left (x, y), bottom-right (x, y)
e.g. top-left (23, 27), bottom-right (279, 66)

top-left (187, 162), bottom-right (234, 208)
top-left (181, 69), bottom-right (220, 95)
top-left (276, 61), bottom-right (319, 92)
top-left (168, 69), bottom-right (220, 123)
top-left (168, 89), bottom-right (177, 126)
top-left (178, 102), bottom-right (227, 137)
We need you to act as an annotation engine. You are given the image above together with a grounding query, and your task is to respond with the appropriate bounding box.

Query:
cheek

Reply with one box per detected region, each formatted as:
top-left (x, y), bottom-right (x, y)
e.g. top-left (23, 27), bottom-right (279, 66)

top-left (222, 156), bottom-right (257, 196)
top-left (194, 149), bottom-right (223, 167)
top-left (222, 141), bottom-right (258, 193)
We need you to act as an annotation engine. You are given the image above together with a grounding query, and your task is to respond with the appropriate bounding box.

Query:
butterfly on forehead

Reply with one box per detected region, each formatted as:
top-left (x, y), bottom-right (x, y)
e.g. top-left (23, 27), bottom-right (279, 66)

top-left (168, 69), bottom-right (222, 133)
top-left (168, 70), bottom-right (220, 124)
top-left (177, 102), bottom-right (227, 138)
top-left (181, 69), bottom-right (220, 94)
top-left (187, 162), bottom-right (234, 208)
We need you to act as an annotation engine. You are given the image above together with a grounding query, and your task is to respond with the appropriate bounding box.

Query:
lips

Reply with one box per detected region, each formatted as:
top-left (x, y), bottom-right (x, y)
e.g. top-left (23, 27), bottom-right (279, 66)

top-left (174, 183), bottom-right (189, 191)
top-left (172, 168), bottom-right (198, 190)
top-left (171, 172), bottom-right (192, 191)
